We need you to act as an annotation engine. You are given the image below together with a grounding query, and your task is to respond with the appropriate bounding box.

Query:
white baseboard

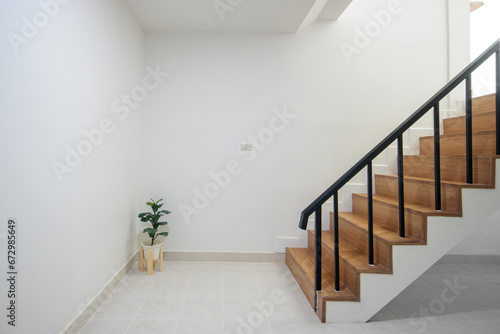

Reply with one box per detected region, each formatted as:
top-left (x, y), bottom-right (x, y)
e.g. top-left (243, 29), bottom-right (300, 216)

top-left (62, 252), bottom-right (138, 334)
top-left (163, 250), bottom-right (285, 263)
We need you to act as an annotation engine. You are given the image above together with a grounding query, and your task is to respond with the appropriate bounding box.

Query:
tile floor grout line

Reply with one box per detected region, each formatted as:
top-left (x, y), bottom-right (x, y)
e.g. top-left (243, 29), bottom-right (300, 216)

top-left (123, 261), bottom-right (161, 333)
top-left (173, 261), bottom-right (194, 333)
top-left (255, 262), bottom-right (274, 334)
top-left (77, 275), bottom-right (130, 334)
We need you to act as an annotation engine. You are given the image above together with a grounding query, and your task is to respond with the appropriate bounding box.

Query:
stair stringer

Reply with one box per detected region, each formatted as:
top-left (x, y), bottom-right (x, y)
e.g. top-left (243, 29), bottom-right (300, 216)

top-left (324, 159), bottom-right (500, 323)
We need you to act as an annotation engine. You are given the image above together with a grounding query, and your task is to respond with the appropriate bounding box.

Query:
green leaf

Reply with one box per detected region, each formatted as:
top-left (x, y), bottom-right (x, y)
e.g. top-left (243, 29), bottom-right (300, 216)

top-left (140, 198), bottom-right (170, 233)
top-left (157, 232), bottom-right (169, 237)
top-left (143, 228), bottom-right (157, 238)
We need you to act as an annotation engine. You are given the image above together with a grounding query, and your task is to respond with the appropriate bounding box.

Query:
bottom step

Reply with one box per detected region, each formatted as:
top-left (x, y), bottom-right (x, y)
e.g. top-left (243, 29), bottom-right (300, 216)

top-left (285, 247), bottom-right (356, 317)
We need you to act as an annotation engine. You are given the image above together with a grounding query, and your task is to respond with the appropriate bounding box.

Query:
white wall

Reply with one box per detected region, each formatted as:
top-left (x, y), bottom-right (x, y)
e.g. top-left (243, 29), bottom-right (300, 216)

top-left (449, 0), bottom-right (500, 256)
top-left (0, 0), bottom-right (143, 333)
top-left (450, 207), bottom-right (500, 256)
top-left (445, 0), bottom-right (470, 109)
top-left (470, 0), bottom-right (500, 96)
top-left (447, 0), bottom-right (471, 79)
top-left (141, 0), bottom-right (451, 253)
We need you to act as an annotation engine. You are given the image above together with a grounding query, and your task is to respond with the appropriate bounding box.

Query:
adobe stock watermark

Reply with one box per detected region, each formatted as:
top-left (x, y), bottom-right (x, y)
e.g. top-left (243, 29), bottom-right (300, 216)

top-left (236, 289), bottom-right (285, 334)
top-left (339, 0), bottom-right (403, 64)
top-left (179, 107), bottom-right (296, 224)
top-left (213, 0), bottom-right (244, 21)
top-left (7, 0), bottom-right (74, 54)
top-left (401, 277), bottom-right (467, 334)
top-left (51, 65), bottom-right (169, 182)
top-left (235, 268), bottom-right (295, 333)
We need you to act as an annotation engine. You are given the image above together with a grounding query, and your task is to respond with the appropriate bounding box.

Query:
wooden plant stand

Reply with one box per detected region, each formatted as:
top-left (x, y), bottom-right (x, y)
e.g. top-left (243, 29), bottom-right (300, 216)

top-left (140, 245), bottom-right (163, 275)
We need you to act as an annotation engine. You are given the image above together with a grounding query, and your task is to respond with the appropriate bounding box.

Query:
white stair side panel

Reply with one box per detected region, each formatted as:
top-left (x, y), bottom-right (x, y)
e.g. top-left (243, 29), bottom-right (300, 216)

top-left (372, 164), bottom-right (394, 175)
top-left (406, 128), bottom-right (433, 148)
top-left (324, 160), bottom-right (500, 323)
top-left (443, 99), bottom-right (466, 119)
top-left (338, 183), bottom-right (367, 212)
top-left (276, 228), bottom-right (307, 253)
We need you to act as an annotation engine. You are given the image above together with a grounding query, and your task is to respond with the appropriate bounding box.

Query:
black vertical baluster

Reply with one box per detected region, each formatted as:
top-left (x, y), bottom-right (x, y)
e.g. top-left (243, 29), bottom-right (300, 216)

top-left (496, 50), bottom-right (500, 155)
top-left (314, 207), bottom-right (322, 312)
top-left (434, 104), bottom-right (442, 211)
top-left (367, 162), bottom-right (374, 265)
top-left (333, 191), bottom-right (340, 292)
top-left (397, 135), bottom-right (405, 238)
top-left (466, 75), bottom-right (473, 184)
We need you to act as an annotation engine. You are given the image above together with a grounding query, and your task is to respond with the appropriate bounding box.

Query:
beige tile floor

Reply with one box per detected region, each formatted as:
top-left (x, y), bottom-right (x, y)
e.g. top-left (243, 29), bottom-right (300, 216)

top-left (79, 261), bottom-right (500, 334)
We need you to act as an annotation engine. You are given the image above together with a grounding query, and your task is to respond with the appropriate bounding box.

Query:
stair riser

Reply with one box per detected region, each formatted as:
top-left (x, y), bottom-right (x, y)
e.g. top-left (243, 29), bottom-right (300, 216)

top-left (404, 156), bottom-right (495, 185)
top-left (307, 231), bottom-right (335, 271)
top-left (471, 94), bottom-right (496, 115)
top-left (420, 132), bottom-right (496, 156)
top-left (443, 112), bottom-right (496, 135)
top-left (375, 175), bottom-right (461, 212)
top-left (338, 215), bottom-right (392, 268)
top-left (352, 194), bottom-right (427, 241)
top-left (285, 250), bottom-right (315, 308)
top-left (307, 231), bottom-right (360, 297)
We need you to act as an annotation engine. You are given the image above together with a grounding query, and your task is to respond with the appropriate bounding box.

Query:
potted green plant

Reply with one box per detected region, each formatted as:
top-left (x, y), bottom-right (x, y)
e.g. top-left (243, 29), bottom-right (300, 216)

top-left (138, 198), bottom-right (170, 261)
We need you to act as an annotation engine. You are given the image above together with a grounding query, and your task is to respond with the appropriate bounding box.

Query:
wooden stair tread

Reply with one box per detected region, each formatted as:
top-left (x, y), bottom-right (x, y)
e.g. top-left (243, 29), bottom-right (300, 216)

top-left (445, 110), bottom-right (495, 122)
top-left (444, 111), bottom-right (496, 135)
top-left (310, 230), bottom-right (390, 274)
top-left (446, 111), bottom-right (496, 121)
top-left (421, 130), bottom-right (495, 140)
top-left (377, 173), bottom-right (492, 189)
top-left (471, 93), bottom-right (496, 115)
top-left (338, 211), bottom-right (423, 245)
top-left (354, 193), bottom-right (457, 216)
top-left (403, 154), bottom-right (496, 186)
top-left (420, 131), bottom-right (496, 156)
top-left (286, 247), bottom-right (357, 300)
top-left (405, 154), bottom-right (499, 159)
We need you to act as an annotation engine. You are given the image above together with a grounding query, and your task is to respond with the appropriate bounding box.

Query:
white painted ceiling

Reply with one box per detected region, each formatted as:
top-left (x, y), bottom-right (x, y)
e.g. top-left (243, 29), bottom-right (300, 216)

top-left (122, 0), bottom-right (353, 33)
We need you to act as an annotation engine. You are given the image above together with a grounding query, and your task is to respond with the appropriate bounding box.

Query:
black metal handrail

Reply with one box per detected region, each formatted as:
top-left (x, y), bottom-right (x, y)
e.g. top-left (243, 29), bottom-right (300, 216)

top-left (299, 39), bottom-right (500, 307)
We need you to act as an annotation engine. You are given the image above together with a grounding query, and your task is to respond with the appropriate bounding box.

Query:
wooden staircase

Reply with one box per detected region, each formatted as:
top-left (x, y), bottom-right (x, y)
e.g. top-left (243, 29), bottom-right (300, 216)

top-left (286, 93), bottom-right (498, 322)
